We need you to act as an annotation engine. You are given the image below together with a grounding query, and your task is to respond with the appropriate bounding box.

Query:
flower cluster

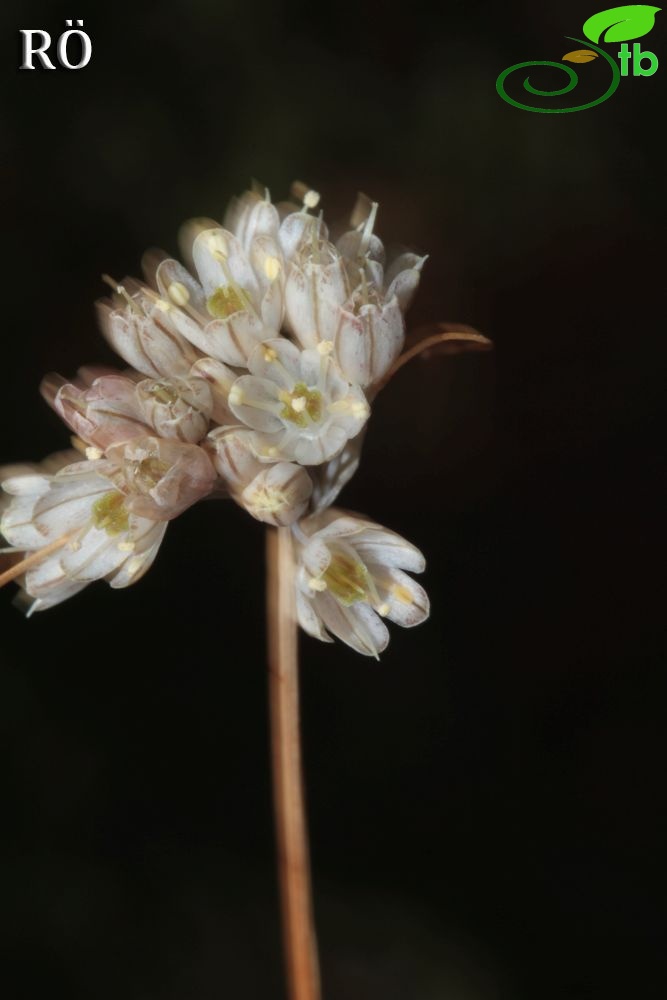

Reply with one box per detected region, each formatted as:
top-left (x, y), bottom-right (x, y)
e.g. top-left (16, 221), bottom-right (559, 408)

top-left (1, 182), bottom-right (429, 655)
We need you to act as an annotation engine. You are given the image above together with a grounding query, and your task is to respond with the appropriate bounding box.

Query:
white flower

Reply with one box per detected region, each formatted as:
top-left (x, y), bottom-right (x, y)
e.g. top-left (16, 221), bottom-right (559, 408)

top-left (42, 371), bottom-right (215, 451)
top-left (105, 436), bottom-right (216, 521)
top-left (284, 235), bottom-right (350, 349)
top-left (135, 374), bottom-right (213, 443)
top-left (293, 511), bottom-right (430, 657)
top-left (41, 373), bottom-right (149, 452)
top-left (1, 460), bottom-right (167, 614)
top-left (224, 187), bottom-right (281, 256)
top-left (281, 198), bottom-right (424, 390)
top-left (154, 226), bottom-right (283, 366)
top-left (227, 338), bottom-right (370, 466)
top-left (96, 279), bottom-right (201, 378)
top-left (336, 198), bottom-right (427, 313)
top-left (333, 284), bottom-right (404, 390)
top-left (208, 425), bottom-right (312, 526)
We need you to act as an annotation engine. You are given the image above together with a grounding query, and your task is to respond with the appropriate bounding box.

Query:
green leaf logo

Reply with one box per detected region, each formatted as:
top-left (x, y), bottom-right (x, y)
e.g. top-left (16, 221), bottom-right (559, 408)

top-left (583, 5), bottom-right (661, 43)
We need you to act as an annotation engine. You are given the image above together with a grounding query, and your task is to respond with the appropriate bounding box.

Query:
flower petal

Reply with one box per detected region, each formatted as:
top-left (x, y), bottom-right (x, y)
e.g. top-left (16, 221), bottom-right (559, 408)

top-left (240, 462), bottom-right (312, 526)
top-left (192, 228), bottom-right (260, 304)
top-left (313, 592), bottom-right (389, 658)
top-left (248, 338), bottom-right (302, 387)
top-left (296, 588), bottom-right (333, 644)
top-left (371, 566), bottom-right (430, 627)
top-left (335, 297), bottom-right (404, 388)
top-left (228, 375), bottom-right (283, 433)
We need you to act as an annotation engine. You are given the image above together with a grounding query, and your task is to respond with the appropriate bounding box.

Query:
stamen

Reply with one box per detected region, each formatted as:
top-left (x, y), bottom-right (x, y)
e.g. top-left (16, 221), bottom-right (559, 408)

top-left (279, 384), bottom-right (323, 427)
top-left (85, 446), bottom-right (103, 461)
top-left (126, 556), bottom-right (144, 578)
top-left (308, 577), bottom-right (327, 592)
top-left (168, 281), bottom-right (190, 307)
top-left (206, 231), bottom-right (229, 259)
top-left (328, 398), bottom-right (369, 420)
top-left (291, 180), bottom-right (320, 211)
top-left (264, 256), bottom-right (282, 282)
top-left (70, 435), bottom-right (88, 456)
top-left (102, 274), bottom-right (143, 314)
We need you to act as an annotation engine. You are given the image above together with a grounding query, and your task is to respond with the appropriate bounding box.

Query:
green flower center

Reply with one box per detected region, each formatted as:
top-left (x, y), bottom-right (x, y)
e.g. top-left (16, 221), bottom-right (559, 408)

top-left (148, 381), bottom-right (179, 405)
top-left (322, 551), bottom-right (370, 606)
top-left (279, 383), bottom-right (323, 428)
top-left (206, 285), bottom-right (248, 319)
top-left (92, 491), bottom-right (129, 536)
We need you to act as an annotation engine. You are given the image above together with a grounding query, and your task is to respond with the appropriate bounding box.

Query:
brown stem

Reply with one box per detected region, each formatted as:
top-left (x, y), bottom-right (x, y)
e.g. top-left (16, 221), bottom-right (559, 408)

top-left (267, 527), bottom-right (322, 1000)
top-left (373, 324), bottom-right (493, 396)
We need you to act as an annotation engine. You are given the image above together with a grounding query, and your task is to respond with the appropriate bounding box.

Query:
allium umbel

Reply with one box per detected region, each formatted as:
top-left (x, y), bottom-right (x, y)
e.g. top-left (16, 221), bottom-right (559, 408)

top-left (1, 179), bottom-right (488, 653)
top-left (1, 177), bottom-right (491, 1000)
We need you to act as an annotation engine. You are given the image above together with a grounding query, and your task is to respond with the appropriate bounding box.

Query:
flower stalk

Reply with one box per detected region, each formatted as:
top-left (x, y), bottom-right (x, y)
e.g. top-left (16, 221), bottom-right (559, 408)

top-left (267, 527), bottom-right (322, 1000)
top-left (0, 533), bottom-right (73, 588)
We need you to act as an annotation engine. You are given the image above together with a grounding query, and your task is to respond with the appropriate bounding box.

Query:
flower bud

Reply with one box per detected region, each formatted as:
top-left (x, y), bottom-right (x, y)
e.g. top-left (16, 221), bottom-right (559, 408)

top-left (285, 240), bottom-right (349, 350)
top-left (136, 375), bottom-right (213, 443)
top-left (42, 374), bottom-right (148, 452)
top-left (96, 281), bottom-right (200, 378)
top-left (207, 426), bottom-right (312, 526)
top-left (241, 462), bottom-right (312, 526)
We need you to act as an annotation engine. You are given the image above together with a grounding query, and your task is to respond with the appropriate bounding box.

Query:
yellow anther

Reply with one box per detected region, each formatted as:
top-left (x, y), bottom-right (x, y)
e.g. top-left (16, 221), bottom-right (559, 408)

top-left (206, 232), bottom-right (228, 257)
top-left (168, 281), bottom-right (190, 307)
top-left (154, 298), bottom-right (172, 313)
top-left (264, 256), bottom-right (281, 281)
top-left (229, 386), bottom-right (244, 406)
top-left (309, 577), bottom-right (327, 592)
top-left (126, 556), bottom-right (144, 577)
top-left (85, 446), bottom-right (103, 461)
top-left (247, 485), bottom-right (287, 515)
top-left (263, 346), bottom-right (278, 362)
top-left (351, 401), bottom-right (369, 419)
top-left (291, 180), bottom-right (320, 209)
top-left (317, 340), bottom-right (334, 356)
top-left (377, 602), bottom-right (390, 616)
top-left (117, 540), bottom-right (135, 552)
top-left (279, 383), bottom-right (323, 427)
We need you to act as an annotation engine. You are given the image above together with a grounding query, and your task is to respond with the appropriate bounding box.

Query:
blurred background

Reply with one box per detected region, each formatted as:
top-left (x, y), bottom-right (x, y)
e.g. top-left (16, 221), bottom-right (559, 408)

top-left (1, 1), bottom-right (665, 997)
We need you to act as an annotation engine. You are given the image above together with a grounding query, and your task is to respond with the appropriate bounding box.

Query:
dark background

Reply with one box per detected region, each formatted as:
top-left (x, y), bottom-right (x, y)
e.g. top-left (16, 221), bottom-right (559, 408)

top-left (1, 1), bottom-right (665, 997)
